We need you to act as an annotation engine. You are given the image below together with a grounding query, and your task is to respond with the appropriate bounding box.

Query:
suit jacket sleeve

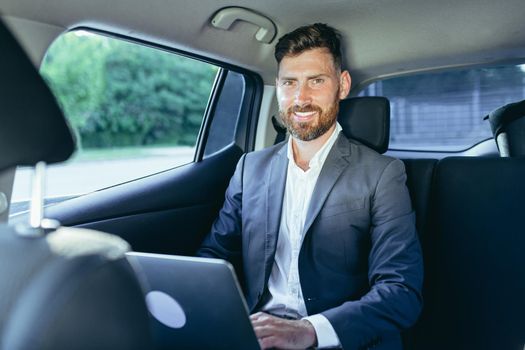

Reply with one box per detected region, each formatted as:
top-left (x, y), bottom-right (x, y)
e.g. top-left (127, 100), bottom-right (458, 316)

top-left (321, 158), bottom-right (424, 349)
top-left (197, 154), bottom-right (245, 272)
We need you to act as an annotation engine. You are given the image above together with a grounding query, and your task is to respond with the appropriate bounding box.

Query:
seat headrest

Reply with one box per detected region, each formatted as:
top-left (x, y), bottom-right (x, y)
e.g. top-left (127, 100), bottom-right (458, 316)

top-left (0, 19), bottom-right (75, 172)
top-left (338, 97), bottom-right (390, 154)
top-left (486, 99), bottom-right (525, 136)
top-left (0, 225), bottom-right (153, 349)
top-left (486, 99), bottom-right (525, 157)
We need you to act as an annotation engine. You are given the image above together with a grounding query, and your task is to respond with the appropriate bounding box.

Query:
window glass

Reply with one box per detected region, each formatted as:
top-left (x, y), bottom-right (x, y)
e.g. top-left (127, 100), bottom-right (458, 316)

top-left (10, 30), bottom-right (218, 214)
top-left (359, 64), bottom-right (525, 151)
top-left (204, 71), bottom-right (245, 157)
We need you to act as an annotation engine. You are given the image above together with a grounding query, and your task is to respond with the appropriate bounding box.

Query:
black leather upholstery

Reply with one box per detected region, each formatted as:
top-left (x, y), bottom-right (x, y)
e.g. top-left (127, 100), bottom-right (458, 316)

top-left (400, 160), bottom-right (437, 350)
top-left (338, 96), bottom-right (435, 238)
top-left (0, 19), bottom-right (75, 171)
top-left (0, 19), bottom-right (153, 349)
top-left (338, 97), bottom-right (390, 154)
top-left (0, 226), bottom-right (153, 349)
top-left (486, 99), bottom-right (525, 157)
top-left (414, 157), bottom-right (525, 350)
top-left (338, 97), bottom-right (435, 237)
top-left (337, 95), bottom-right (525, 350)
top-left (402, 159), bottom-right (437, 239)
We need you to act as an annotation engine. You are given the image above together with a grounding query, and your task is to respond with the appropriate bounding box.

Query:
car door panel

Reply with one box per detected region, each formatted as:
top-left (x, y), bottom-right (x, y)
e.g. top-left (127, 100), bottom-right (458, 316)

top-left (44, 145), bottom-right (244, 254)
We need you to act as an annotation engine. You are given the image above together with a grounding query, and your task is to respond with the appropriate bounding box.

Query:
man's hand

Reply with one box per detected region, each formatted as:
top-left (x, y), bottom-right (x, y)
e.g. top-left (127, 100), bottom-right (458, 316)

top-left (250, 312), bottom-right (317, 350)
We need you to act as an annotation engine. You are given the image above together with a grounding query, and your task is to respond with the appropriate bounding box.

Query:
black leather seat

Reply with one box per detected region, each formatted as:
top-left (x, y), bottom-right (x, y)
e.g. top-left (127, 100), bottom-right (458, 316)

top-left (338, 96), bottom-right (390, 154)
top-left (336, 98), bottom-right (525, 350)
top-left (401, 158), bottom-right (437, 239)
top-left (0, 19), bottom-right (152, 349)
top-left (338, 97), bottom-right (437, 239)
top-left (414, 157), bottom-right (525, 350)
top-left (339, 97), bottom-right (438, 350)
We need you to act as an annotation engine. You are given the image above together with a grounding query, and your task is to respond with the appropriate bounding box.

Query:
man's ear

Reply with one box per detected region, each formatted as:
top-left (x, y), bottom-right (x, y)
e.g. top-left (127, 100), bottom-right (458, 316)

top-left (339, 70), bottom-right (351, 100)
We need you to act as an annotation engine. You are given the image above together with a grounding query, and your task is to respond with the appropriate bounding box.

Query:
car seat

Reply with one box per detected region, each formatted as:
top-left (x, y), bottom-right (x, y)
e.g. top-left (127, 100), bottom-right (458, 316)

top-left (0, 19), bottom-right (153, 350)
top-left (485, 99), bottom-right (525, 157)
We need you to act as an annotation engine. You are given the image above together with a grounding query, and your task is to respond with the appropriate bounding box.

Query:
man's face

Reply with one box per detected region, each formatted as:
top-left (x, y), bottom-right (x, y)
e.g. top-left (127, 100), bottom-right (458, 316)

top-left (276, 48), bottom-right (351, 141)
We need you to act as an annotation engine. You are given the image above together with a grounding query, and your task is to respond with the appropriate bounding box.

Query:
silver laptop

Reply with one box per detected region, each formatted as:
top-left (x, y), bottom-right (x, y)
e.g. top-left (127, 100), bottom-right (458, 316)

top-left (126, 252), bottom-right (260, 350)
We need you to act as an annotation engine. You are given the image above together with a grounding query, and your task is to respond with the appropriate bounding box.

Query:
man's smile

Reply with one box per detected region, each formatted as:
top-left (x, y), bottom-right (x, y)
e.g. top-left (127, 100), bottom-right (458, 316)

top-left (293, 111), bottom-right (317, 121)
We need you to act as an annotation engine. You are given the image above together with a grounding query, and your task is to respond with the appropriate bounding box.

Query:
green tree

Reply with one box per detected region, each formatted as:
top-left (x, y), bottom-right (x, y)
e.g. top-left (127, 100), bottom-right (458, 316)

top-left (41, 31), bottom-right (217, 148)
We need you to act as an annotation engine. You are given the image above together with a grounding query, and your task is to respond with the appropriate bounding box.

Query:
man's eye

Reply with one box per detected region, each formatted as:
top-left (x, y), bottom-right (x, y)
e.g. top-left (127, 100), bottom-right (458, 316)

top-left (281, 80), bottom-right (294, 87)
top-left (312, 78), bottom-right (324, 84)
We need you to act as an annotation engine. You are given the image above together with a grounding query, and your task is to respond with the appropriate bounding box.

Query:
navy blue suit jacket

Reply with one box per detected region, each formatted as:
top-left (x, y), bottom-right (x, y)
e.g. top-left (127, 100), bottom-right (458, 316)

top-left (199, 135), bottom-right (423, 350)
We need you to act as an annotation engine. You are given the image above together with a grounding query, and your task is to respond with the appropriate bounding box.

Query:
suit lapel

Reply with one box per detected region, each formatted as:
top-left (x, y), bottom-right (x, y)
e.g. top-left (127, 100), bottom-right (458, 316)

top-left (264, 144), bottom-right (288, 280)
top-left (302, 135), bottom-right (351, 236)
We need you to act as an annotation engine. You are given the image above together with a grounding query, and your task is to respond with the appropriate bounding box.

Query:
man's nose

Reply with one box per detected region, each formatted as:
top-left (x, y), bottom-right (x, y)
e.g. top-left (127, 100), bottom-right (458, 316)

top-left (294, 83), bottom-right (312, 107)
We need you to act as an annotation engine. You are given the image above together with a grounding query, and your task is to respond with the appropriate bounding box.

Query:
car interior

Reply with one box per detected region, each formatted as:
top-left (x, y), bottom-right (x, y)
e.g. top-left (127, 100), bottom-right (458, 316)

top-left (1, 0), bottom-right (524, 349)
top-left (0, 20), bottom-right (152, 349)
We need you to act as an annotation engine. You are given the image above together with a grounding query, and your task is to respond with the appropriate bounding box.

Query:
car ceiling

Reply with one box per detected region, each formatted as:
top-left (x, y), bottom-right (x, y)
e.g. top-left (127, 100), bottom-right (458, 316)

top-left (1, 0), bottom-right (525, 86)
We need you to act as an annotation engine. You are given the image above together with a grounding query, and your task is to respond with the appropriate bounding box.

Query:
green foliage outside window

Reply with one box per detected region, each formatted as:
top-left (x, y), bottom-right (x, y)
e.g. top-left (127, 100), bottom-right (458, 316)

top-left (41, 31), bottom-right (218, 149)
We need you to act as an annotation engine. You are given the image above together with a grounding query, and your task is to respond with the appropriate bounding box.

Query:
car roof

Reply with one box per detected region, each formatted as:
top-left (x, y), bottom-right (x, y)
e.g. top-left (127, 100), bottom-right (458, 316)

top-left (1, 0), bottom-right (524, 86)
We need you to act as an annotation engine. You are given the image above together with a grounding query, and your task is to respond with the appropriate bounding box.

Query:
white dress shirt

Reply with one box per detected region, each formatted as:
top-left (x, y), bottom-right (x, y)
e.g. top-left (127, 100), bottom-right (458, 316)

top-left (263, 123), bottom-right (342, 348)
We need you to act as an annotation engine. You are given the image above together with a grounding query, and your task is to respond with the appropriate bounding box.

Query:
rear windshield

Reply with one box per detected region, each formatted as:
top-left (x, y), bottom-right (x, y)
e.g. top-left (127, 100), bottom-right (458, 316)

top-left (358, 64), bottom-right (525, 151)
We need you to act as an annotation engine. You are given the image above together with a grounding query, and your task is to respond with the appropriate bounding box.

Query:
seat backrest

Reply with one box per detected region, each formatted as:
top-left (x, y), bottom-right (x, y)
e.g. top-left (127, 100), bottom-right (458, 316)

top-left (402, 159), bottom-right (437, 239)
top-left (414, 157), bottom-right (525, 350)
top-left (0, 18), bottom-right (152, 349)
top-left (338, 97), bottom-right (525, 349)
top-left (338, 97), bottom-right (436, 240)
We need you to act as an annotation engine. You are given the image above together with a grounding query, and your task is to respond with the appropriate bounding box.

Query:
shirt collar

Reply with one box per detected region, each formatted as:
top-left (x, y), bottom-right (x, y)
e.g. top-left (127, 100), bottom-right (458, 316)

top-left (287, 122), bottom-right (342, 170)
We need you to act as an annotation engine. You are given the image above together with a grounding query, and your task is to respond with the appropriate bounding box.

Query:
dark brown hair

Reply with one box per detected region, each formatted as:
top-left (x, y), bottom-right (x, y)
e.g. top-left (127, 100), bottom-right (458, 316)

top-left (274, 23), bottom-right (343, 71)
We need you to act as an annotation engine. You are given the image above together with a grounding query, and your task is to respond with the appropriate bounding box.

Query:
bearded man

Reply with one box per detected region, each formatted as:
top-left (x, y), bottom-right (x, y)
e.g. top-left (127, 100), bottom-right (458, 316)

top-left (198, 23), bottom-right (423, 350)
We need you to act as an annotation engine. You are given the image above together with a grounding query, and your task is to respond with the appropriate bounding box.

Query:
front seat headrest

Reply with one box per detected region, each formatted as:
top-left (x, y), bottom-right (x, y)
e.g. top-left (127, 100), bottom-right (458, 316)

top-left (338, 96), bottom-right (390, 154)
top-left (0, 19), bottom-right (153, 349)
top-left (0, 19), bottom-right (75, 171)
top-left (0, 227), bottom-right (153, 349)
top-left (486, 99), bottom-right (525, 157)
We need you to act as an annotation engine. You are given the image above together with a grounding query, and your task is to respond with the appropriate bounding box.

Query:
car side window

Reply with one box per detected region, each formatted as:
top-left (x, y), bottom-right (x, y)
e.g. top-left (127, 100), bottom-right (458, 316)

top-left (358, 64), bottom-right (525, 151)
top-left (10, 30), bottom-right (220, 215)
top-left (203, 70), bottom-right (245, 157)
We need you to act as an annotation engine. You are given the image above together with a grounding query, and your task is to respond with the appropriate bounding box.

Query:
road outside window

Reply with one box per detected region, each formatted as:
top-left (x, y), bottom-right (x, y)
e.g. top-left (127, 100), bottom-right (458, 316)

top-left (10, 30), bottom-right (218, 216)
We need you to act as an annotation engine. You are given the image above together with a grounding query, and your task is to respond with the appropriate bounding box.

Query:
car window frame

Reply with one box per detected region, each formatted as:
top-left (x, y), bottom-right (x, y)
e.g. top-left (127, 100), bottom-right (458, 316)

top-left (8, 27), bottom-right (263, 219)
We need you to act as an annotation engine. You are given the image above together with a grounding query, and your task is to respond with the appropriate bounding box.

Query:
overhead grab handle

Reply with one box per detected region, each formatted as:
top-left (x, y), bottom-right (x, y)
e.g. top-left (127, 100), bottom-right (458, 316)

top-left (211, 7), bottom-right (277, 44)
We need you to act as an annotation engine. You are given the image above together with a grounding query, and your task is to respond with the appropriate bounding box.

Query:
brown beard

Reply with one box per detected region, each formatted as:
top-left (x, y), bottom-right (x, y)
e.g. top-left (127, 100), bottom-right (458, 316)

top-left (279, 98), bottom-right (340, 142)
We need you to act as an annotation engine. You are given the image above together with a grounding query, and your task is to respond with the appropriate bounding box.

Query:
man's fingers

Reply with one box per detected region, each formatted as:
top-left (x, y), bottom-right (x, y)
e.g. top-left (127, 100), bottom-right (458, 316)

top-left (251, 315), bottom-right (288, 343)
top-left (251, 317), bottom-right (317, 349)
top-left (252, 317), bottom-right (284, 336)
top-left (250, 311), bottom-right (264, 319)
top-left (258, 335), bottom-right (280, 350)
top-left (253, 324), bottom-right (276, 338)
top-left (249, 311), bottom-right (269, 321)
top-left (250, 312), bottom-right (281, 327)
